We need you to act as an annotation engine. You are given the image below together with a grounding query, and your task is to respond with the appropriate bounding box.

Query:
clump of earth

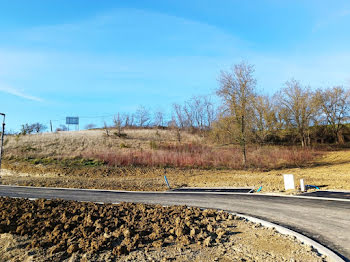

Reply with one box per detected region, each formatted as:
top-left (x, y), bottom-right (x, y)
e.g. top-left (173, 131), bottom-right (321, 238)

top-left (0, 197), bottom-right (327, 262)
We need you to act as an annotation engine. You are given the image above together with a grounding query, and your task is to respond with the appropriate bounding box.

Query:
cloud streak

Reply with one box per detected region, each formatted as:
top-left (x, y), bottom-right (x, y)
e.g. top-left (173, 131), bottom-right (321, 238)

top-left (0, 85), bottom-right (43, 102)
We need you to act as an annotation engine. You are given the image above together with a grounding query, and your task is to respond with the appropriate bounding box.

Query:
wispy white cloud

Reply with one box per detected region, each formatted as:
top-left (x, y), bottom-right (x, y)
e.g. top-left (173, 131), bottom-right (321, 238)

top-left (0, 85), bottom-right (43, 102)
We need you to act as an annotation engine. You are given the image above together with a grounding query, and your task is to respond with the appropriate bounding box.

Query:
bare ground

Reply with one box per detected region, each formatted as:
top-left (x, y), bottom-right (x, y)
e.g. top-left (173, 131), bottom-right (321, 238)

top-left (0, 197), bottom-right (327, 262)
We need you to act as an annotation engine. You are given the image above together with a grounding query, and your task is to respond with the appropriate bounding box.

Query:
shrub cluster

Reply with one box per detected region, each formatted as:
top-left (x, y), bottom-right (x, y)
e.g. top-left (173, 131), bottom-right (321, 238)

top-left (84, 143), bottom-right (321, 170)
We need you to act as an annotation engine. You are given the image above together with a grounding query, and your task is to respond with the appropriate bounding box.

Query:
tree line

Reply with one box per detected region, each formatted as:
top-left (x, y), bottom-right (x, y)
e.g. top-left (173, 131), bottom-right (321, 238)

top-left (17, 61), bottom-right (350, 154)
top-left (212, 61), bottom-right (350, 165)
top-left (85, 96), bottom-right (216, 133)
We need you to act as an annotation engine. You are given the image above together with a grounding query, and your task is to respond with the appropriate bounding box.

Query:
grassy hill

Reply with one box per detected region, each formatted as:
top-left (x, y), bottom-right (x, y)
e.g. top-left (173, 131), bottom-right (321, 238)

top-left (1, 128), bottom-right (350, 192)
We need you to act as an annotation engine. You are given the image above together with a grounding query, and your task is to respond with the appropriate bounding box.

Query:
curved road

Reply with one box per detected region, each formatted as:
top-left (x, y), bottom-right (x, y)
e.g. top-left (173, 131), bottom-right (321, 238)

top-left (0, 185), bottom-right (349, 261)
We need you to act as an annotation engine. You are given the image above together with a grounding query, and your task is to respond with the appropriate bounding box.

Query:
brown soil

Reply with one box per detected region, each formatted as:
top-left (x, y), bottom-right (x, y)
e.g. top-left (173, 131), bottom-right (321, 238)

top-left (0, 197), bottom-right (326, 262)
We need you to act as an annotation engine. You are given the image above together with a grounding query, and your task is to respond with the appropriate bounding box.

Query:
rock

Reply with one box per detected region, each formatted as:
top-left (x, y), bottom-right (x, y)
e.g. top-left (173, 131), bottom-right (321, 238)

top-left (216, 228), bottom-right (225, 239)
top-left (152, 240), bottom-right (163, 248)
top-left (123, 229), bottom-right (131, 238)
top-left (203, 236), bottom-right (212, 247)
top-left (113, 245), bottom-right (129, 256)
top-left (67, 243), bottom-right (78, 254)
top-left (207, 224), bottom-right (214, 232)
top-left (305, 245), bottom-right (313, 252)
top-left (175, 227), bottom-right (184, 237)
top-left (190, 228), bottom-right (196, 237)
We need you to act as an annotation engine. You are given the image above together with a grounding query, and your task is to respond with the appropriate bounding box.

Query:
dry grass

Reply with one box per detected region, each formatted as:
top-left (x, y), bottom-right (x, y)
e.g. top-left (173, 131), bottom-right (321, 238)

top-left (2, 128), bottom-right (350, 192)
top-left (4, 129), bottom-right (321, 170)
top-left (3, 128), bottom-right (202, 159)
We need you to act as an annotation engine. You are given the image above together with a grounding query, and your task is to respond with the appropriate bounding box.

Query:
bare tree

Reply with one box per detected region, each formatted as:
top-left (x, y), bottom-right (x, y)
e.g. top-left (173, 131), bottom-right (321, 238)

top-left (203, 96), bottom-right (216, 129)
top-left (167, 117), bottom-right (177, 128)
top-left (216, 61), bottom-right (257, 166)
top-left (316, 86), bottom-right (350, 144)
top-left (85, 123), bottom-right (96, 130)
top-left (20, 124), bottom-right (34, 135)
top-left (172, 103), bottom-right (186, 128)
top-left (123, 113), bottom-right (135, 127)
top-left (186, 95), bottom-right (216, 131)
top-left (153, 110), bottom-right (165, 127)
top-left (104, 121), bottom-right (110, 137)
top-left (113, 113), bottom-right (124, 136)
top-left (253, 95), bottom-right (278, 144)
top-left (277, 79), bottom-right (317, 147)
top-left (135, 105), bottom-right (150, 127)
top-left (183, 101), bottom-right (194, 128)
top-left (55, 125), bottom-right (68, 132)
top-left (21, 123), bottom-right (46, 134)
top-left (173, 95), bottom-right (216, 132)
top-left (32, 123), bottom-right (47, 133)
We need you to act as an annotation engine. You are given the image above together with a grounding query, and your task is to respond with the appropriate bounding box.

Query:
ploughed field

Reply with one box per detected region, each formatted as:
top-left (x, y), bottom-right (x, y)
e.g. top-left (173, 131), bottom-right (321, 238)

top-left (0, 197), bottom-right (327, 262)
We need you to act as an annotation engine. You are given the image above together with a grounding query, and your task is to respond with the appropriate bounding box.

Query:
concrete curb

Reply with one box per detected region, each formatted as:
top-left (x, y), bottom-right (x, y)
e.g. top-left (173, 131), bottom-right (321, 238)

top-left (233, 212), bottom-right (345, 262)
top-left (1, 184), bottom-right (350, 202)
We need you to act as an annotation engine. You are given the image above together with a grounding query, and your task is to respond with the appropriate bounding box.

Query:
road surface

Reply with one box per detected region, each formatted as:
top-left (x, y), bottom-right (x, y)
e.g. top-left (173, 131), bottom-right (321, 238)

top-left (0, 185), bottom-right (349, 261)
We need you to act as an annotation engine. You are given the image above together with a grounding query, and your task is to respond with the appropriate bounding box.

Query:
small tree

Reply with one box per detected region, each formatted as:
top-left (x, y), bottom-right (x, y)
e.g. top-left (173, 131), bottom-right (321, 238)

top-left (123, 113), bottom-right (134, 127)
top-left (103, 121), bottom-right (110, 137)
top-left (21, 123), bottom-right (34, 135)
top-left (21, 123), bottom-right (46, 134)
top-left (113, 113), bottom-right (123, 136)
top-left (55, 125), bottom-right (68, 132)
top-left (33, 123), bottom-right (47, 133)
top-left (153, 110), bottom-right (165, 127)
top-left (216, 61), bottom-right (257, 167)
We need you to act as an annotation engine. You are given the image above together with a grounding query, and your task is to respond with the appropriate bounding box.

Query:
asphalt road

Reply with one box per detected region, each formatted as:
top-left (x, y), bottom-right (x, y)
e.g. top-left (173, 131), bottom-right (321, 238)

top-left (0, 185), bottom-right (349, 261)
top-left (302, 191), bottom-right (350, 200)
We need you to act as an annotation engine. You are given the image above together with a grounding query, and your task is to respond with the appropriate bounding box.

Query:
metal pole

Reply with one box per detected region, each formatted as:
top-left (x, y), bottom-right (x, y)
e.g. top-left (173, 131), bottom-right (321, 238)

top-left (0, 113), bottom-right (6, 172)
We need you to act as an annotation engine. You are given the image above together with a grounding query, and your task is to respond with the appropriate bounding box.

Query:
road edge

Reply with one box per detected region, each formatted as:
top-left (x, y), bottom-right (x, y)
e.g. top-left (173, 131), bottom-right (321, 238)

top-left (1, 184), bottom-right (350, 202)
top-left (233, 212), bottom-right (345, 262)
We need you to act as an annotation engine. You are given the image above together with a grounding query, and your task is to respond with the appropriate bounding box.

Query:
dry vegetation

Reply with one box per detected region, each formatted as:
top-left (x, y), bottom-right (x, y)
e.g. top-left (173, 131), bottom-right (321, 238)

top-left (1, 128), bottom-right (350, 192)
top-left (3, 128), bottom-right (321, 170)
top-left (0, 197), bottom-right (327, 262)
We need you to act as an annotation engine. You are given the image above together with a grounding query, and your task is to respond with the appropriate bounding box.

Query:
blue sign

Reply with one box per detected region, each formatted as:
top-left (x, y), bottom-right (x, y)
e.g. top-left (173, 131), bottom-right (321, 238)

top-left (66, 117), bottom-right (79, 125)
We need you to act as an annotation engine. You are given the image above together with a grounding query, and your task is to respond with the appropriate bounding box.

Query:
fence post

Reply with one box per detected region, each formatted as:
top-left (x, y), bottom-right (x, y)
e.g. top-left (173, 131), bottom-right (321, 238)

top-left (0, 113), bottom-right (6, 172)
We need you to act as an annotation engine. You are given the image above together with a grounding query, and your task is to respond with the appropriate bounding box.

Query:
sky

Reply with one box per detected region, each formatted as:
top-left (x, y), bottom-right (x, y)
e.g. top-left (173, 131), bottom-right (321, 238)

top-left (1, 0), bottom-right (350, 131)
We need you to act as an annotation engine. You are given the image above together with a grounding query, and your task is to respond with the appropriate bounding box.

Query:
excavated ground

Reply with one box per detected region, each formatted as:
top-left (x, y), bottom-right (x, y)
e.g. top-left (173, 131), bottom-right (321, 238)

top-left (0, 197), bottom-right (328, 262)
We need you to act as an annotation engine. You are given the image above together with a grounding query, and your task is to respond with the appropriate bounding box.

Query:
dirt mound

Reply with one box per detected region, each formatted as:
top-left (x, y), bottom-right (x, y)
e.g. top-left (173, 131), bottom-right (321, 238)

top-left (0, 197), bottom-right (232, 260)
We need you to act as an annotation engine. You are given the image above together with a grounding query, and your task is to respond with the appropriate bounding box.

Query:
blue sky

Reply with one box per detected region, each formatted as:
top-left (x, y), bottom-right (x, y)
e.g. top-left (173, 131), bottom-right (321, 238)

top-left (1, 0), bottom-right (350, 131)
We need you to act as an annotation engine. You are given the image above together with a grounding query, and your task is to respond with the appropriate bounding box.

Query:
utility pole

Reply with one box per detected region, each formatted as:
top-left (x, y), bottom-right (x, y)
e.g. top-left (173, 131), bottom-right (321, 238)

top-left (0, 113), bottom-right (5, 172)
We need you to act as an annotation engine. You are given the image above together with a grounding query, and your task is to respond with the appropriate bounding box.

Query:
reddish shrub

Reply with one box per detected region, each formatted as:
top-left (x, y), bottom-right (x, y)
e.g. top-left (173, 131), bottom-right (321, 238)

top-left (83, 145), bottom-right (322, 170)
